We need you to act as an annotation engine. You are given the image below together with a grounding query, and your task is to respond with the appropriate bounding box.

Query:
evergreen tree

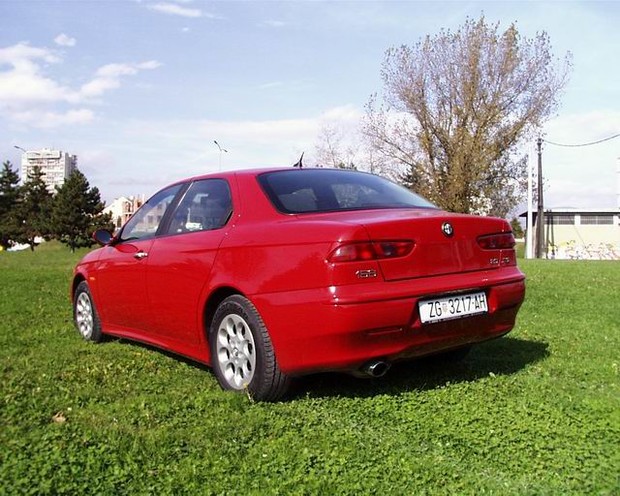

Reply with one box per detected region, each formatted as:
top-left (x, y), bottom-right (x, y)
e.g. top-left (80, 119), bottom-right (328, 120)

top-left (12, 166), bottom-right (53, 251)
top-left (51, 169), bottom-right (113, 252)
top-left (0, 161), bottom-right (21, 250)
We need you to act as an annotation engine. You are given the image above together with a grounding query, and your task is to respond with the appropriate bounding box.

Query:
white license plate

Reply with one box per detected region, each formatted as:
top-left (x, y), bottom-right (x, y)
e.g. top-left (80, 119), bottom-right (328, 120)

top-left (419, 291), bottom-right (488, 324)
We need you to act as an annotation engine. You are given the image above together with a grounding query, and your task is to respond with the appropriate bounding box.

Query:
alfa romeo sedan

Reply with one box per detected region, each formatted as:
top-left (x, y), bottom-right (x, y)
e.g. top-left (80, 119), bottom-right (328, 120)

top-left (72, 168), bottom-right (525, 401)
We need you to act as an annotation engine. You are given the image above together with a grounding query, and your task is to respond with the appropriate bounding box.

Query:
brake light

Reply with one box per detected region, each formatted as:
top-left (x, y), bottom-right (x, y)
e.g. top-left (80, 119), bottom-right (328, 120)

top-left (328, 240), bottom-right (414, 262)
top-left (477, 233), bottom-right (516, 250)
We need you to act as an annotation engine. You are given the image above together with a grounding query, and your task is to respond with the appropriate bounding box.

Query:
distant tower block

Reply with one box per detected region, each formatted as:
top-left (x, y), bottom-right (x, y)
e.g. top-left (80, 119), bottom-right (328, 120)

top-left (19, 148), bottom-right (77, 194)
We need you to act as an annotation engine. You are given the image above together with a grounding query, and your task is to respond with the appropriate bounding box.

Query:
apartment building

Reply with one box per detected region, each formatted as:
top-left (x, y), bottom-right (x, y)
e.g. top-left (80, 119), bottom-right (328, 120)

top-left (103, 195), bottom-right (145, 230)
top-left (19, 148), bottom-right (77, 193)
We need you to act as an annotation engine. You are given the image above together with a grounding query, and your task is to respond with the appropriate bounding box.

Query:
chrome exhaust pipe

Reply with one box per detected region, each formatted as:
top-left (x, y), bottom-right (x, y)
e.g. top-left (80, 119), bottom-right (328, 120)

top-left (362, 360), bottom-right (391, 378)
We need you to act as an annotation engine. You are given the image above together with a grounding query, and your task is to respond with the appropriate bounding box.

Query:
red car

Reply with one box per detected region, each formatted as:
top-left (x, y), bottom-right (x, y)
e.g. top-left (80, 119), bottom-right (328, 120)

top-left (72, 168), bottom-right (525, 401)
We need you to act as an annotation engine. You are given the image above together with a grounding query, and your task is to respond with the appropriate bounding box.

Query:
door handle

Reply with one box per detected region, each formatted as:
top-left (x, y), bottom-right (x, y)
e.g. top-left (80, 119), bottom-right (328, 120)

top-left (133, 251), bottom-right (148, 260)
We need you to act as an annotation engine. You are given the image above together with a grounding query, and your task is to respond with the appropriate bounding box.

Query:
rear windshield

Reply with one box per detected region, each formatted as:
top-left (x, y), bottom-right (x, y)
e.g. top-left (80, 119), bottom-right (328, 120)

top-left (258, 169), bottom-right (437, 214)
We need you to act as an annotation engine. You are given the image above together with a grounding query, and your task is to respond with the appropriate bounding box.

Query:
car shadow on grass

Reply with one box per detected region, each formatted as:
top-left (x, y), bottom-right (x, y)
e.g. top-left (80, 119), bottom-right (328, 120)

top-left (291, 336), bottom-right (550, 400)
top-left (108, 335), bottom-right (548, 401)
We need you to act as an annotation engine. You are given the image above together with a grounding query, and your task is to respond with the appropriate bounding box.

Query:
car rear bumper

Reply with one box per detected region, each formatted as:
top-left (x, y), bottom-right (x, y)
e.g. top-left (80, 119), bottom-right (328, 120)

top-left (252, 268), bottom-right (526, 375)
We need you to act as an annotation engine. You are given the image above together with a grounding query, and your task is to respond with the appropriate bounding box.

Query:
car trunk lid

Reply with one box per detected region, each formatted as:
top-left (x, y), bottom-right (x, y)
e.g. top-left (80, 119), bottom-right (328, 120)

top-left (326, 208), bottom-right (513, 281)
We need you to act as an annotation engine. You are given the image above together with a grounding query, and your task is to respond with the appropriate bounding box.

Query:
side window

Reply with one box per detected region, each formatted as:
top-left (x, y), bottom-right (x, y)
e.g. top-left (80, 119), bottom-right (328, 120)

top-left (119, 184), bottom-right (182, 241)
top-left (166, 179), bottom-right (232, 235)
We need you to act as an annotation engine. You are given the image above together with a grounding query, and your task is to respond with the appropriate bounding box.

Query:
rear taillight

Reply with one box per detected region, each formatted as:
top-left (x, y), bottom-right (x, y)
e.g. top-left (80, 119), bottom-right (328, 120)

top-left (327, 240), bottom-right (414, 263)
top-left (477, 233), bottom-right (516, 250)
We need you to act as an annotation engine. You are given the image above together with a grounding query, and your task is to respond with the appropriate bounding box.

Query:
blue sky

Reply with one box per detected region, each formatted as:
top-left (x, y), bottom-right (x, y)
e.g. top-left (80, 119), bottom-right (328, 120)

top-left (1, 0), bottom-right (618, 210)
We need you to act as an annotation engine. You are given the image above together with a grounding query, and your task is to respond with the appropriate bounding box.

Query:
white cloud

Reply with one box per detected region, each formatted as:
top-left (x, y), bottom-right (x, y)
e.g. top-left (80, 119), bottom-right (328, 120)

top-left (78, 106), bottom-right (372, 201)
top-left (543, 111), bottom-right (620, 145)
top-left (12, 108), bottom-right (95, 128)
top-left (123, 116), bottom-right (319, 157)
top-left (93, 107), bottom-right (353, 193)
top-left (0, 42), bottom-right (60, 66)
top-left (78, 105), bottom-right (613, 206)
top-left (321, 104), bottom-right (363, 124)
top-left (148, 2), bottom-right (202, 18)
top-left (147, 1), bottom-right (222, 19)
top-left (122, 106), bottom-right (363, 166)
top-left (0, 41), bottom-right (162, 128)
top-left (136, 60), bottom-right (162, 70)
top-left (539, 111), bottom-right (620, 208)
top-left (95, 63), bottom-right (141, 78)
top-left (54, 33), bottom-right (76, 47)
top-left (0, 70), bottom-right (70, 105)
top-left (79, 60), bottom-right (161, 99)
top-left (0, 43), bottom-right (70, 105)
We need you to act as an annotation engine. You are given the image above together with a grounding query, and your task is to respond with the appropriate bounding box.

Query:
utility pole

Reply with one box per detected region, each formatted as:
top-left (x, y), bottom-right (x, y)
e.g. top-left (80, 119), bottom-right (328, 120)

top-left (525, 145), bottom-right (534, 259)
top-left (536, 137), bottom-right (545, 258)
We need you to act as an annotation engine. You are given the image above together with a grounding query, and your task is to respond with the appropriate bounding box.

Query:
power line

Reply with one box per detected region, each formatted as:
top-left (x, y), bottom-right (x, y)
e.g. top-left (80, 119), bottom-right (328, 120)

top-left (543, 133), bottom-right (620, 148)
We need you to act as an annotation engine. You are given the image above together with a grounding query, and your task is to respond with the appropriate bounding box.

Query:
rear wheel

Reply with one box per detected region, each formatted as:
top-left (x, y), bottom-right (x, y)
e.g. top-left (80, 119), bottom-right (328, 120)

top-left (210, 295), bottom-right (289, 401)
top-left (73, 281), bottom-right (103, 342)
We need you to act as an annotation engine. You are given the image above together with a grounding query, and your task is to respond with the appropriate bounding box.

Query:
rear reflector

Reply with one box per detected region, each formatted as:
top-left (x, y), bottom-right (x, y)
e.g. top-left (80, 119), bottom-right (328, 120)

top-left (328, 240), bottom-right (414, 263)
top-left (477, 233), bottom-right (516, 250)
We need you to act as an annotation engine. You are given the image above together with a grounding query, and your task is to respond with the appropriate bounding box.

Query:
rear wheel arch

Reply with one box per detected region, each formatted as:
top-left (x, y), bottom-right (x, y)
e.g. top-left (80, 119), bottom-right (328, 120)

top-left (203, 286), bottom-right (245, 341)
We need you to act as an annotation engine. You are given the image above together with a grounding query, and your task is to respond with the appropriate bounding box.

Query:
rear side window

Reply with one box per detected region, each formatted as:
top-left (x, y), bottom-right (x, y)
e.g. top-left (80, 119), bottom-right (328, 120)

top-left (258, 169), bottom-right (436, 214)
top-left (166, 179), bottom-right (232, 234)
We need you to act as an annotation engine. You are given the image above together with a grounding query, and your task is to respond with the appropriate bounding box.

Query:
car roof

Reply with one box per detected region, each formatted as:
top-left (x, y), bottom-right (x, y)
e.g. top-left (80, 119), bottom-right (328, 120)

top-left (180, 166), bottom-right (362, 184)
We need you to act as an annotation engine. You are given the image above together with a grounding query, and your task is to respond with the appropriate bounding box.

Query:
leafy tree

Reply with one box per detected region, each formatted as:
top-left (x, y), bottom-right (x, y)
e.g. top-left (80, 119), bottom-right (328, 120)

top-left (0, 161), bottom-right (21, 250)
top-left (12, 166), bottom-right (53, 251)
top-left (51, 169), bottom-right (113, 252)
top-left (364, 15), bottom-right (571, 217)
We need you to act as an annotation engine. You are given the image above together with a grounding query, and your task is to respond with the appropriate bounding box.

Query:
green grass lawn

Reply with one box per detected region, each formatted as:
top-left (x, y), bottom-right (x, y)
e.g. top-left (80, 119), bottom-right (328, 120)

top-left (1, 242), bottom-right (619, 495)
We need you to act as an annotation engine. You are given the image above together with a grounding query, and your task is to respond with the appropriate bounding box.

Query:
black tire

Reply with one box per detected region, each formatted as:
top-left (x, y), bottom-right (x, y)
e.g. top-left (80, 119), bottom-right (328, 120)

top-left (73, 281), bottom-right (104, 343)
top-left (209, 295), bottom-right (290, 401)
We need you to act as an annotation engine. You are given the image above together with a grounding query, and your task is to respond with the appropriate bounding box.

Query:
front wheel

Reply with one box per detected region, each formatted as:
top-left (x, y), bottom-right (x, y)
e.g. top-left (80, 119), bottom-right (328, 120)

top-left (209, 295), bottom-right (289, 401)
top-left (73, 281), bottom-right (104, 342)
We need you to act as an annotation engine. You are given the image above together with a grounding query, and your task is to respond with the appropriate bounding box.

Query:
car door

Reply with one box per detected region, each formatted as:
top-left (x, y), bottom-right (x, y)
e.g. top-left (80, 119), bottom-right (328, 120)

top-left (146, 178), bottom-right (233, 344)
top-left (94, 183), bottom-right (183, 334)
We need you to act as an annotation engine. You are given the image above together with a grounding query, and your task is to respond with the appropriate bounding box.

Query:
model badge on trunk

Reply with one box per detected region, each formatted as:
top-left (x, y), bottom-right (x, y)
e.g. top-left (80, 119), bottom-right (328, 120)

top-left (356, 269), bottom-right (377, 279)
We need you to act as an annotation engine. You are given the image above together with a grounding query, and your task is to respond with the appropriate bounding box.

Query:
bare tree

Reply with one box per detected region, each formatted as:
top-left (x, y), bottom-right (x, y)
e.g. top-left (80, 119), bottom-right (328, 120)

top-left (314, 122), bottom-right (357, 169)
top-left (314, 123), bottom-right (344, 168)
top-left (363, 15), bottom-right (571, 217)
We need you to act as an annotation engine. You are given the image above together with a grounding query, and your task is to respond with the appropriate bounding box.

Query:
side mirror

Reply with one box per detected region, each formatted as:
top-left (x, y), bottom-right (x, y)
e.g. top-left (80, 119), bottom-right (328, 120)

top-left (92, 229), bottom-right (114, 246)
